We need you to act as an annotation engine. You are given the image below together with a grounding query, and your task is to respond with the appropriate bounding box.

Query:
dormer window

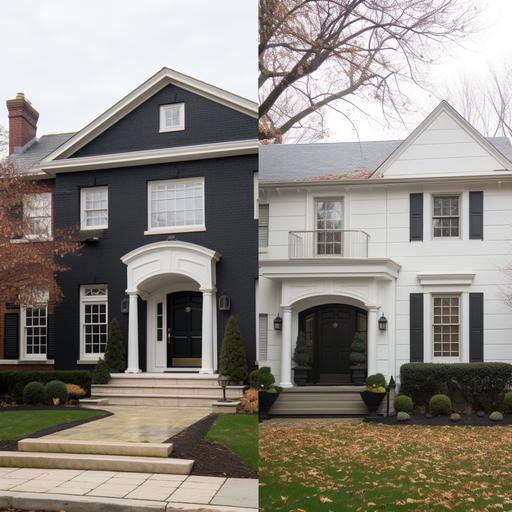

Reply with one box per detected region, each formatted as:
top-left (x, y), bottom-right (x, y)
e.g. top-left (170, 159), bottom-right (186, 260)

top-left (159, 103), bottom-right (185, 132)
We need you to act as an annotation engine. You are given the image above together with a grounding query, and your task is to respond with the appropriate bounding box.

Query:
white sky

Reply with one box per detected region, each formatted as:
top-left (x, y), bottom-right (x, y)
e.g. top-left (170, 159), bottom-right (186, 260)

top-left (0, 0), bottom-right (257, 136)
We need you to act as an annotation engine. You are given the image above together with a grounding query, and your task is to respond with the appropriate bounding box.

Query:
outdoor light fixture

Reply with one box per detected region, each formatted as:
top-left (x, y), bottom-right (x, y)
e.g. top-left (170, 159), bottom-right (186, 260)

top-left (218, 374), bottom-right (231, 403)
top-left (378, 313), bottom-right (388, 331)
top-left (273, 314), bottom-right (282, 331)
top-left (218, 292), bottom-right (231, 311)
top-left (386, 376), bottom-right (396, 416)
top-left (120, 295), bottom-right (129, 314)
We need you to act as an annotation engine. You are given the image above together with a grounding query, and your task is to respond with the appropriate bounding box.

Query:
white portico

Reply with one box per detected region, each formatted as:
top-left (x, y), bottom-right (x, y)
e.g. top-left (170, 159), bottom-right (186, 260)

top-left (121, 241), bottom-right (220, 374)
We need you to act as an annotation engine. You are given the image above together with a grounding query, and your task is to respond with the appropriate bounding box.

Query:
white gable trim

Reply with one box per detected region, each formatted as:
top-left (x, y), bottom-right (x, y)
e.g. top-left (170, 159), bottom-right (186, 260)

top-left (373, 101), bottom-right (512, 177)
top-left (43, 67), bottom-right (258, 162)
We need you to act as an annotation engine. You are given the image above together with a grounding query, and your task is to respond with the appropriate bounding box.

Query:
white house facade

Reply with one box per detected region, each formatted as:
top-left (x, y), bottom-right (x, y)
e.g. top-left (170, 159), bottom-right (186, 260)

top-left (258, 101), bottom-right (512, 390)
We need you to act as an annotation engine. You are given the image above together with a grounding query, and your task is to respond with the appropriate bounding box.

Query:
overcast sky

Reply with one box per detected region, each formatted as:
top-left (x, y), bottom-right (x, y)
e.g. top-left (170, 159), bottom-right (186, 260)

top-left (0, 0), bottom-right (257, 136)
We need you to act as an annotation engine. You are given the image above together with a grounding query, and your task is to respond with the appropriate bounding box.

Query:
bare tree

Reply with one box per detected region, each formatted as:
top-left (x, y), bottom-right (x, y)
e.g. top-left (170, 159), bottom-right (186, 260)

top-left (259, 0), bottom-right (476, 143)
top-left (0, 162), bottom-right (80, 306)
top-left (0, 125), bottom-right (7, 162)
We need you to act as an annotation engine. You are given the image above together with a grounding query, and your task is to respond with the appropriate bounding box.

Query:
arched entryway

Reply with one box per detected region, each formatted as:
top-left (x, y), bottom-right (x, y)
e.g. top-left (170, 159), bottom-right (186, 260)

top-left (299, 304), bottom-right (367, 384)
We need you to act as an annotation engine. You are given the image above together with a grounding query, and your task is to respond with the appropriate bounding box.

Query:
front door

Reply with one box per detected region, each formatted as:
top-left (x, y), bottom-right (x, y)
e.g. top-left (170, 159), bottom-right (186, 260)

top-left (167, 291), bottom-right (202, 368)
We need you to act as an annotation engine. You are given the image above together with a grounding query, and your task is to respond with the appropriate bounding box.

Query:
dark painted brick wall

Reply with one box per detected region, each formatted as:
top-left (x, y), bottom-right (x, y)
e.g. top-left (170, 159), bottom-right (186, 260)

top-left (70, 84), bottom-right (256, 157)
top-left (53, 155), bottom-right (257, 371)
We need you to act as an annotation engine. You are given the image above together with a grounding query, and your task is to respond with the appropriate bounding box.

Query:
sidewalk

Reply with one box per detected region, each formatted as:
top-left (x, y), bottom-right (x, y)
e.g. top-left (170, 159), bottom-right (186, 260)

top-left (0, 467), bottom-right (258, 511)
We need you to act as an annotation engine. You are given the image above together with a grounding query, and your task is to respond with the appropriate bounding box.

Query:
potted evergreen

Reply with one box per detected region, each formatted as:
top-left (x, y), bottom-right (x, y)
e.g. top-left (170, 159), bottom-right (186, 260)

top-left (257, 366), bottom-right (281, 421)
top-left (104, 318), bottom-right (126, 373)
top-left (219, 315), bottom-right (249, 384)
top-left (292, 331), bottom-right (312, 386)
top-left (349, 332), bottom-right (367, 385)
top-left (360, 373), bottom-right (387, 416)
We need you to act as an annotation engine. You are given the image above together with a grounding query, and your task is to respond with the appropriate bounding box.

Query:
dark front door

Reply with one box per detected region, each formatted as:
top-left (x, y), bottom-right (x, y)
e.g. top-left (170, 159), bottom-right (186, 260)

top-left (167, 291), bottom-right (202, 368)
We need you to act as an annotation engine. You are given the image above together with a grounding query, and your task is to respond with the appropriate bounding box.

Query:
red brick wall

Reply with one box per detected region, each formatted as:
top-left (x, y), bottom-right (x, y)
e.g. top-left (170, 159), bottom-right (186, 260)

top-left (6, 94), bottom-right (39, 155)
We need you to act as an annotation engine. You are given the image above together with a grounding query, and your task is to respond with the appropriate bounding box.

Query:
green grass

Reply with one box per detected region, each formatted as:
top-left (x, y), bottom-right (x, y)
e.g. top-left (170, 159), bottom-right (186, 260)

top-left (260, 419), bottom-right (512, 511)
top-left (0, 409), bottom-right (106, 440)
top-left (205, 414), bottom-right (258, 471)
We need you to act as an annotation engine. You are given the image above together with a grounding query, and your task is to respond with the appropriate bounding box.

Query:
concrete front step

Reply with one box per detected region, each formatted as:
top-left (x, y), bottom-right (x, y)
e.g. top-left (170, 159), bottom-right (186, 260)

top-left (79, 398), bottom-right (109, 406)
top-left (0, 451), bottom-right (194, 474)
top-left (18, 438), bottom-right (173, 458)
top-left (91, 393), bottom-right (223, 407)
top-left (92, 383), bottom-right (244, 398)
top-left (108, 373), bottom-right (226, 387)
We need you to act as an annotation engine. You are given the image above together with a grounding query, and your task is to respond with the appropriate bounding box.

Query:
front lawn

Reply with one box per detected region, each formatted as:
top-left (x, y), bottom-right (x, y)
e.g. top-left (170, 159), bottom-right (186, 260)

top-left (0, 409), bottom-right (106, 440)
top-left (205, 414), bottom-right (258, 471)
top-left (260, 419), bottom-right (512, 511)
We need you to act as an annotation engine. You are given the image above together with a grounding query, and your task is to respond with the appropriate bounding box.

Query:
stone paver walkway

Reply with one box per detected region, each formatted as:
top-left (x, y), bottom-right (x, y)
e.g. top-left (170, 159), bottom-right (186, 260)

top-left (46, 406), bottom-right (210, 442)
top-left (0, 467), bottom-right (257, 511)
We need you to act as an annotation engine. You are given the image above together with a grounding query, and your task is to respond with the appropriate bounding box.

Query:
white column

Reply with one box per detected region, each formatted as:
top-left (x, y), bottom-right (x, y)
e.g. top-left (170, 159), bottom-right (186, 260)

top-left (200, 288), bottom-right (214, 374)
top-left (280, 306), bottom-right (293, 387)
top-left (367, 307), bottom-right (378, 376)
top-left (125, 291), bottom-right (141, 373)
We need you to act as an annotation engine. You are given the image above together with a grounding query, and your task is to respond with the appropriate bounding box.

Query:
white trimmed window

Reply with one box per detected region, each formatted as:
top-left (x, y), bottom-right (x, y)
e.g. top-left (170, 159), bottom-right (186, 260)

top-left (147, 178), bottom-right (205, 233)
top-left (259, 204), bottom-right (269, 248)
top-left (433, 195), bottom-right (460, 238)
top-left (24, 193), bottom-right (52, 240)
top-left (80, 285), bottom-right (108, 360)
top-left (81, 187), bottom-right (108, 230)
top-left (258, 314), bottom-right (268, 361)
top-left (22, 304), bottom-right (47, 359)
top-left (159, 103), bottom-right (185, 132)
top-left (433, 295), bottom-right (460, 359)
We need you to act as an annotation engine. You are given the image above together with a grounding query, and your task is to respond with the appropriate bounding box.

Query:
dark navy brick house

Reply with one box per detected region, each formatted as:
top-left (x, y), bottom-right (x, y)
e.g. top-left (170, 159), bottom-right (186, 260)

top-left (3, 68), bottom-right (258, 375)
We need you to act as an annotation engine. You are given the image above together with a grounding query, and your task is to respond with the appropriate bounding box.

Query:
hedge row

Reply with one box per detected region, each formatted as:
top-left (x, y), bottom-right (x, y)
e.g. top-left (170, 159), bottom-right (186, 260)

top-left (0, 371), bottom-right (92, 402)
top-left (400, 363), bottom-right (512, 411)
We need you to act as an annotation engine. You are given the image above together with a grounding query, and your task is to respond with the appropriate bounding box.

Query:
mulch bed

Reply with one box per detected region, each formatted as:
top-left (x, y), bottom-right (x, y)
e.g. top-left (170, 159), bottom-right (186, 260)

top-left (0, 407), bottom-right (111, 451)
top-left (167, 414), bottom-right (257, 479)
top-left (365, 413), bottom-right (512, 426)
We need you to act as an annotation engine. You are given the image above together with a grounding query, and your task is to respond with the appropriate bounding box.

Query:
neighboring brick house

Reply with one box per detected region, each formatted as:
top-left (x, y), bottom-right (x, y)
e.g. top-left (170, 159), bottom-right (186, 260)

top-left (1, 68), bottom-right (258, 375)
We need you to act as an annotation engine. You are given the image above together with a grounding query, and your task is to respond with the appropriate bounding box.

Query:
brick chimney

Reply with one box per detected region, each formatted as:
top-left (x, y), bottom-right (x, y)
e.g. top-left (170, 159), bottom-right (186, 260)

top-left (6, 93), bottom-right (39, 155)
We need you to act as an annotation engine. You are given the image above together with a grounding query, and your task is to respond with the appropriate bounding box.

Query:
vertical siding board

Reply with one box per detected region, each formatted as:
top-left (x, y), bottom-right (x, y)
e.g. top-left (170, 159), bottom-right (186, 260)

top-left (410, 293), bottom-right (424, 362)
top-left (409, 193), bottom-right (423, 241)
top-left (469, 191), bottom-right (484, 240)
top-left (469, 293), bottom-right (484, 362)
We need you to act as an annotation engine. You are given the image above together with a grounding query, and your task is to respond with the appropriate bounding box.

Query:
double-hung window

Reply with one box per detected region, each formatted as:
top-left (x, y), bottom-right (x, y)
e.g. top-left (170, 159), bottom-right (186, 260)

top-left (80, 285), bottom-right (108, 360)
top-left (315, 198), bottom-right (344, 255)
top-left (433, 295), bottom-right (460, 359)
top-left (24, 193), bottom-right (52, 240)
top-left (433, 195), bottom-right (460, 238)
top-left (22, 304), bottom-right (48, 359)
top-left (147, 177), bottom-right (205, 233)
top-left (259, 204), bottom-right (269, 248)
top-left (159, 103), bottom-right (185, 132)
top-left (81, 187), bottom-right (108, 230)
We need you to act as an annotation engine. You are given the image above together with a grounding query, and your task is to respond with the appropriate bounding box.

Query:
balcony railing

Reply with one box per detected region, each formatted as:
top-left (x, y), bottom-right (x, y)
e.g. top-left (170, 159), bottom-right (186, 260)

top-left (289, 230), bottom-right (369, 259)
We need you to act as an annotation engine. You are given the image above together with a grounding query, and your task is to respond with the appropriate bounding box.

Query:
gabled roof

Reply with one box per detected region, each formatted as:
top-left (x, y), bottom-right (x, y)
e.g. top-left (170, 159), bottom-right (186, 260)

top-left (42, 67), bottom-right (258, 162)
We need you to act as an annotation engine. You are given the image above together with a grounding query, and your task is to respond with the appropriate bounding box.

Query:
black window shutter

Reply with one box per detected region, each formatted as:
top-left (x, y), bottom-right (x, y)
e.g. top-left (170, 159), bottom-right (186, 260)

top-left (4, 313), bottom-right (19, 359)
top-left (409, 193), bottom-right (423, 241)
top-left (410, 293), bottom-right (424, 362)
top-left (469, 191), bottom-right (484, 240)
top-left (469, 293), bottom-right (484, 362)
top-left (47, 312), bottom-right (55, 360)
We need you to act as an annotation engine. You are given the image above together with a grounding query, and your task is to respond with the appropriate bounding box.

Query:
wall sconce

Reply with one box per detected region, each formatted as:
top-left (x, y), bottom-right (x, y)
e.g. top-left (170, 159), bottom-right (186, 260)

top-left (120, 295), bottom-right (129, 314)
top-left (378, 314), bottom-right (388, 331)
top-left (218, 292), bottom-right (231, 311)
top-left (273, 314), bottom-right (282, 331)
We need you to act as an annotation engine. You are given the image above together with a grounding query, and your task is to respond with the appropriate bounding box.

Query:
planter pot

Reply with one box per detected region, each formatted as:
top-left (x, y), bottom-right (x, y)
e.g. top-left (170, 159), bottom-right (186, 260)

top-left (259, 391), bottom-right (280, 421)
top-left (293, 367), bottom-right (310, 386)
top-left (360, 390), bottom-right (386, 417)
top-left (350, 366), bottom-right (367, 385)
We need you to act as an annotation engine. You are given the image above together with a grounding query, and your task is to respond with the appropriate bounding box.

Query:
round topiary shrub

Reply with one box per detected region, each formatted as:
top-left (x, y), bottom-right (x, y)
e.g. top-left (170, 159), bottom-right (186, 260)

top-left (259, 368), bottom-right (276, 390)
top-left (429, 394), bottom-right (452, 416)
top-left (394, 394), bottom-right (414, 413)
top-left (23, 381), bottom-right (45, 405)
top-left (450, 413), bottom-right (461, 422)
top-left (503, 391), bottom-right (512, 411)
top-left (44, 380), bottom-right (68, 405)
top-left (490, 411), bottom-right (504, 422)
top-left (396, 411), bottom-right (410, 422)
top-left (249, 369), bottom-right (259, 389)
top-left (365, 373), bottom-right (386, 388)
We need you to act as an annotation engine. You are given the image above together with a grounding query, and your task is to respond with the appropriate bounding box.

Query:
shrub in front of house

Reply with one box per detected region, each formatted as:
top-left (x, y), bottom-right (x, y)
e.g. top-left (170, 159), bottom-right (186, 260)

top-left (22, 382), bottom-right (45, 405)
top-left (92, 358), bottom-right (111, 385)
top-left (400, 363), bottom-right (512, 411)
top-left (258, 367), bottom-right (277, 391)
top-left (249, 369), bottom-right (259, 389)
top-left (0, 371), bottom-right (92, 403)
top-left (365, 373), bottom-right (387, 389)
top-left (104, 318), bottom-right (126, 372)
top-left (66, 384), bottom-right (86, 400)
top-left (489, 411), bottom-right (504, 422)
top-left (396, 411), bottom-right (410, 422)
top-left (238, 387), bottom-right (258, 414)
top-left (45, 380), bottom-right (68, 405)
top-left (219, 315), bottom-right (249, 383)
top-left (503, 391), bottom-right (512, 411)
top-left (429, 394), bottom-right (452, 416)
top-left (394, 394), bottom-right (414, 413)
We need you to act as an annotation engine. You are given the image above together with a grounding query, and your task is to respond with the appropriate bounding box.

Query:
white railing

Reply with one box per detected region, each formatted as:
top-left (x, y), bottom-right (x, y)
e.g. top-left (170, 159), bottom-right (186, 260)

top-left (289, 230), bottom-right (369, 259)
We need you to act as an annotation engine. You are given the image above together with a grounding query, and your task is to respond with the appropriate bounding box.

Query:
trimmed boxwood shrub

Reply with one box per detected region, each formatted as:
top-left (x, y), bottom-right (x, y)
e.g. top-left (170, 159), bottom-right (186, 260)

top-left (430, 394), bottom-right (452, 416)
top-left (394, 394), bottom-right (414, 413)
top-left (92, 358), bottom-right (111, 385)
top-left (503, 391), bottom-right (512, 411)
top-left (490, 411), bottom-right (504, 422)
top-left (400, 363), bottom-right (512, 411)
top-left (249, 369), bottom-right (259, 389)
top-left (396, 411), bottom-right (411, 422)
top-left (365, 373), bottom-right (386, 388)
top-left (0, 371), bottom-right (92, 403)
top-left (44, 380), bottom-right (68, 405)
top-left (23, 382), bottom-right (45, 405)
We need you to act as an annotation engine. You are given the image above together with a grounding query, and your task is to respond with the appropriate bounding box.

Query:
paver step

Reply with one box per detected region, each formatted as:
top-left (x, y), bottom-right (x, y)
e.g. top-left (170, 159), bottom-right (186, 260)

top-left (108, 373), bottom-right (225, 387)
top-left (0, 451), bottom-right (194, 474)
top-left (90, 393), bottom-right (221, 407)
top-left (92, 384), bottom-right (243, 398)
top-left (18, 438), bottom-right (173, 458)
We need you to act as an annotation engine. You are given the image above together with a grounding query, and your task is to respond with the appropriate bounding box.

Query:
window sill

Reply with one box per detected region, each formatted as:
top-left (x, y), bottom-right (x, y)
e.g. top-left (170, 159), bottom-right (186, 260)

top-left (144, 226), bottom-right (206, 236)
top-left (80, 226), bottom-right (108, 231)
top-left (10, 237), bottom-right (53, 244)
top-left (0, 359), bottom-right (54, 365)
